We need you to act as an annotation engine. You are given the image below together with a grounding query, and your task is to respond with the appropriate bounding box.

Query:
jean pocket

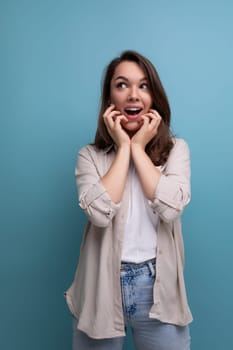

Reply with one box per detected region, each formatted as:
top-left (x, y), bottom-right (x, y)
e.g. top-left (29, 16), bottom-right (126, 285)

top-left (148, 261), bottom-right (156, 278)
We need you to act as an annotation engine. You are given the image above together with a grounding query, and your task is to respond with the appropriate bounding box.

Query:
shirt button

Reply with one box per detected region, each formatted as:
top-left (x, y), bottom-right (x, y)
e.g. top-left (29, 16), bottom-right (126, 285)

top-left (106, 208), bottom-right (112, 216)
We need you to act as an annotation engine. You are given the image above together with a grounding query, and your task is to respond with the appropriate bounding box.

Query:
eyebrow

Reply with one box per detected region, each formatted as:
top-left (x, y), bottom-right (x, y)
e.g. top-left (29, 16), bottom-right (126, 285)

top-left (114, 76), bottom-right (148, 82)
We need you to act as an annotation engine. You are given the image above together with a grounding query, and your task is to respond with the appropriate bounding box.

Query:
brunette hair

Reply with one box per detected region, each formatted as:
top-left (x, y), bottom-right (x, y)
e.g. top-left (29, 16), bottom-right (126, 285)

top-left (93, 50), bottom-right (174, 166)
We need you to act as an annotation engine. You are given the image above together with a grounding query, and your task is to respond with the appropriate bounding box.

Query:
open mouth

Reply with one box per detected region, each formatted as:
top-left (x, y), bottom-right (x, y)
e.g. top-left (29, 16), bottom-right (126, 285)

top-left (124, 108), bottom-right (142, 117)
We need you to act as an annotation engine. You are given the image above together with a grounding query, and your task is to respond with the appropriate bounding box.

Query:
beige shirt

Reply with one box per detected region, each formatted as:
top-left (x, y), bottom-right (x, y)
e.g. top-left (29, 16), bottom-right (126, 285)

top-left (65, 138), bottom-right (193, 339)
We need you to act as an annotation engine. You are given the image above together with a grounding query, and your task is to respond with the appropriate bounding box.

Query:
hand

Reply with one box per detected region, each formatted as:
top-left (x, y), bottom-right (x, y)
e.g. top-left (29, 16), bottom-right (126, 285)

top-left (131, 109), bottom-right (162, 150)
top-left (103, 104), bottom-right (130, 147)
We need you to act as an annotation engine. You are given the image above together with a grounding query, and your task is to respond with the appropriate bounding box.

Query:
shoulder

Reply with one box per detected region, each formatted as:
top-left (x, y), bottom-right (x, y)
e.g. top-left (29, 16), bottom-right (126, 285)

top-left (172, 137), bottom-right (189, 148)
top-left (170, 137), bottom-right (190, 155)
top-left (78, 144), bottom-right (114, 162)
top-left (78, 144), bottom-right (98, 156)
top-left (162, 138), bottom-right (190, 168)
top-left (76, 144), bottom-right (115, 176)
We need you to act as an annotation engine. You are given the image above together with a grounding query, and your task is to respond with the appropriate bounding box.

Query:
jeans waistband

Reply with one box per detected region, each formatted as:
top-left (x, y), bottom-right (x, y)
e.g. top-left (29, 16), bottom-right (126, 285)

top-left (120, 258), bottom-right (156, 277)
top-left (120, 258), bottom-right (156, 269)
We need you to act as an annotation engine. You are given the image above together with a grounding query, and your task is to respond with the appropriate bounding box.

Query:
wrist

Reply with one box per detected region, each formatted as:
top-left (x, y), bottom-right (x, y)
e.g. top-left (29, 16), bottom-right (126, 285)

top-left (131, 141), bottom-right (145, 152)
top-left (118, 142), bottom-right (131, 152)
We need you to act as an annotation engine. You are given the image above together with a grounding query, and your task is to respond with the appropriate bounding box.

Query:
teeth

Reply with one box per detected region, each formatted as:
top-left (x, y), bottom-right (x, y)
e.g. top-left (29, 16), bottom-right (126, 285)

top-left (125, 108), bottom-right (142, 116)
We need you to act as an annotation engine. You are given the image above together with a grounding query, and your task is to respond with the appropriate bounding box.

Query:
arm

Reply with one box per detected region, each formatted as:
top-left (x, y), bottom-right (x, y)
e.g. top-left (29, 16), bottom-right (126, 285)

top-left (101, 144), bottom-right (130, 203)
top-left (131, 143), bottom-right (161, 200)
top-left (150, 139), bottom-right (191, 222)
top-left (76, 147), bottom-right (122, 227)
top-left (101, 104), bottom-right (131, 203)
top-left (131, 110), bottom-right (191, 222)
top-left (76, 105), bottom-right (131, 226)
top-left (131, 110), bottom-right (162, 200)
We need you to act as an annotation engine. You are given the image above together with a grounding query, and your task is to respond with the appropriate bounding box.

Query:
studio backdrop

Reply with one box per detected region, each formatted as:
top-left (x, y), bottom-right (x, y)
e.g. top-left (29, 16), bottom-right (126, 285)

top-left (1, 0), bottom-right (233, 349)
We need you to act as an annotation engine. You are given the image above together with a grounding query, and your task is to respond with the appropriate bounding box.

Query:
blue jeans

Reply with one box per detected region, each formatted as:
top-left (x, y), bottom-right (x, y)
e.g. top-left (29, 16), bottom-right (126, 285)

top-left (72, 260), bottom-right (191, 350)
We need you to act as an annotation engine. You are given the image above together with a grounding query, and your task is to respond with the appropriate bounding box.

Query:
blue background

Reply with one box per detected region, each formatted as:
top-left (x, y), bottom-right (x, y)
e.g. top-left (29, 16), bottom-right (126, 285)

top-left (1, 0), bottom-right (233, 349)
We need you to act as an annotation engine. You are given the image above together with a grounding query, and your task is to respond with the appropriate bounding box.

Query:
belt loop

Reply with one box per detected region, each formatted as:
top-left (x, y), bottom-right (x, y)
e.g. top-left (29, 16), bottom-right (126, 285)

top-left (148, 261), bottom-right (155, 277)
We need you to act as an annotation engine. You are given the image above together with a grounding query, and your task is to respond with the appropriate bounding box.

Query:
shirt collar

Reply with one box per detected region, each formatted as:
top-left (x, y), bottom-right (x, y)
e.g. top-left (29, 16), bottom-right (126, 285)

top-left (103, 144), bottom-right (115, 154)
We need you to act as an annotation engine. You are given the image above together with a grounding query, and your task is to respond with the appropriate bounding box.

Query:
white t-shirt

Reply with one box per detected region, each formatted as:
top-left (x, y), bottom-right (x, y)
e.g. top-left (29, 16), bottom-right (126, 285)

top-left (121, 162), bottom-right (158, 263)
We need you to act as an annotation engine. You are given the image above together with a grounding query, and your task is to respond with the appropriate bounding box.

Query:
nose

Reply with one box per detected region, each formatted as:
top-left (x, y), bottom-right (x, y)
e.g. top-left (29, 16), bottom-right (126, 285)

top-left (127, 86), bottom-right (139, 101)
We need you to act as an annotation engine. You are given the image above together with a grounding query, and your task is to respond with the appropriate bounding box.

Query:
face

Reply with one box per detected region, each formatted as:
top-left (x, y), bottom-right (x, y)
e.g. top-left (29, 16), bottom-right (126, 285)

top-left (110, 61), bottom-right (153, 134)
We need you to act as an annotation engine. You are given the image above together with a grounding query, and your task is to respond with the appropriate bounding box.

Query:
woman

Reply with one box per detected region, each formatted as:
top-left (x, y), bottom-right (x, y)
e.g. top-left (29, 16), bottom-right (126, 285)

top-left (65, 50), bottom-right (192, 350)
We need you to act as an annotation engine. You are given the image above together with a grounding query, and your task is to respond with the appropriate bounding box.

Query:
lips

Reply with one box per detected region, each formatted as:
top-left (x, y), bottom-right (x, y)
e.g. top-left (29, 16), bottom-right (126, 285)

top-left (124, 107), bottom-right (143, 119)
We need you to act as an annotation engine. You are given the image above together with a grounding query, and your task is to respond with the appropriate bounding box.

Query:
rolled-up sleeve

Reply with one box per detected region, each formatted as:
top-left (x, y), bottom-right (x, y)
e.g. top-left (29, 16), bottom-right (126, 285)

top-left (75, 147), bottom-right (121, 227)
top-left (149, 139), bottom-right (191, 223)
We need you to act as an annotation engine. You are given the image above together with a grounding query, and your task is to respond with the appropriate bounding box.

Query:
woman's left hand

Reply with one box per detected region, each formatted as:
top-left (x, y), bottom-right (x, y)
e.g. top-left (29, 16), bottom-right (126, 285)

top-left (131, 109), bottom-right (162, 150)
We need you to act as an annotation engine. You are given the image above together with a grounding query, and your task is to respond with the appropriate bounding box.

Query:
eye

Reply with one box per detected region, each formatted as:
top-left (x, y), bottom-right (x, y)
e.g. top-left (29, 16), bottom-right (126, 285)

top-left (116, 82), bottom-right (127, 89)
top-left (140, 82), bottom-right (149, 89)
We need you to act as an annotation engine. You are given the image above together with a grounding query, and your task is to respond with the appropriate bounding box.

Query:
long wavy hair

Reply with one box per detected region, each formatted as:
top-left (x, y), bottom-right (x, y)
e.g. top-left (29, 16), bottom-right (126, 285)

top-left (93, 50), bottom-right (174, 166)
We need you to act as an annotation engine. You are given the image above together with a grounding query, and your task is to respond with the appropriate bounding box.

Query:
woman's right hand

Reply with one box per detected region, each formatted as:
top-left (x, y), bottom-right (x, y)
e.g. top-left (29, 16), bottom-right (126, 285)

top-left (101, 104), bottom-right (131, 203)
top-left (103, 104), bottom-right (130, 148)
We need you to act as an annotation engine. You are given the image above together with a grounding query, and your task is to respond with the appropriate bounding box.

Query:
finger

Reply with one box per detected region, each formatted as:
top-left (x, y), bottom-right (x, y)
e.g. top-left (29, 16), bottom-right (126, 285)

top-left (103, 110), bottom-right (121, 127)
top-left (103, 109), bottom-right (120, 121)
top-left (103, 104), bottom-right (116, 117)
top-left (141, 115), bottom-right (151, 126)
top-left (113, 115), bottom-right (127, 131)
top-left (103, 105), bottom-right (120, 123)
top-left (147, 109), bottom-right (161, 118)
top-left (149, 109), bottom-right (162, 121)
top-left (103, 113), bottom-right (113, 128)
top-left (109, 110), bottom-right (121, 121)
top-left (146, 112), bottom-right (161, 126)
top-left (149, 109), bottom-right (161, 117)
top-left (116, 115), bottom-right (128, 124)
top-left (147, 113), bottom-right (160, 123)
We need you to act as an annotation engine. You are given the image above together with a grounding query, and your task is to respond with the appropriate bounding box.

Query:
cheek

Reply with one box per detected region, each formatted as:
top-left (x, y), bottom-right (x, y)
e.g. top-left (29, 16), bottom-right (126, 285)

top-left (110, 91), bottom-right (117, 105)
top-left (110, 93), bottom-right (123, 108)
top-left (147, 96), bottom-right (153, 108)
top-left (109, 91), bottom-right (113, 101)
top-left (141, 92), bottom-right (152, 109)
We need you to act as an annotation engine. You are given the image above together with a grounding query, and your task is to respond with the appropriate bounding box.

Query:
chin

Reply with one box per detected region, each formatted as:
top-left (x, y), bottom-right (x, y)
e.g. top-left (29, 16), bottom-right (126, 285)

top-left (122, 119), bottom-right (141, 129)
top-left (122, 123), bottom-right (140, 135)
